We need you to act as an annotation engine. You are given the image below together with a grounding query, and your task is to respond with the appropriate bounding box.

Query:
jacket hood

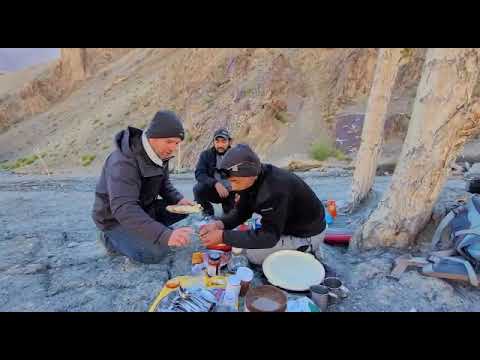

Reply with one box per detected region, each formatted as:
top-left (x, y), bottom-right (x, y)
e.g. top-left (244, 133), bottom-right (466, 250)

top-left (114, 126), bottom-right (143, 156)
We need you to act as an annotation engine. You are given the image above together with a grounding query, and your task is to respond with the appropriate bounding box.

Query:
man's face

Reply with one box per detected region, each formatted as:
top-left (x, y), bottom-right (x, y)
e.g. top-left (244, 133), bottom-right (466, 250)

top-left (214, 137), bottom-right (230, 154)
top-left (148, 137), bottom-right (182, 160)
top-left (228, 176), bottom-right (257, 192)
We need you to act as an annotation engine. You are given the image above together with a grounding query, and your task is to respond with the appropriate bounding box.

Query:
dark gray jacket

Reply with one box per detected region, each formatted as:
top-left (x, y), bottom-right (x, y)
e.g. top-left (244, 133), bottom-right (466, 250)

top-left (220, 164), bottom-right (326, 249)
top-left (91, 127), bottom-right (183, 246)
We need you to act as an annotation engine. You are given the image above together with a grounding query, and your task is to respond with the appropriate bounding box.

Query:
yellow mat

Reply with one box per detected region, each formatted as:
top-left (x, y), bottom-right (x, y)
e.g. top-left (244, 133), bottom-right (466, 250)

top-left (148, 274), bottom-right (228, 312)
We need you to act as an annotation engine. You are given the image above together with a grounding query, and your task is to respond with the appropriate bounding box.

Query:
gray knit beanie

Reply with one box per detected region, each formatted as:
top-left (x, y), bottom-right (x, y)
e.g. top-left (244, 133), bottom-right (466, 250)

top-left (145, 111), bottom-right (185, 140)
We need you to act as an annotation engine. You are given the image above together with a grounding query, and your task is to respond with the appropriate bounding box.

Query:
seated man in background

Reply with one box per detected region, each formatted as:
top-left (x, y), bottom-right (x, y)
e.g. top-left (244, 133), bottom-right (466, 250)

top-left (193, 128), bottom-right (236, 217)
top-left (92, 110), bottom-right (194, 264)
top-left (199, 144), bottom-right (327, 265)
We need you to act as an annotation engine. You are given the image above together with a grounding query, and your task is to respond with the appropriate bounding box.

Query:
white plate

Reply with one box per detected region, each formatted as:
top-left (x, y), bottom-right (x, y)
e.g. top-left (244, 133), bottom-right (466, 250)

top-left (262, 250), bottom-right (325, 291)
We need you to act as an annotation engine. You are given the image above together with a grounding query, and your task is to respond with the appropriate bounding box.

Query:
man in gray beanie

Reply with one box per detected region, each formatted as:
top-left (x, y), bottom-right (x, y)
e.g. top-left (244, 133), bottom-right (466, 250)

top-left (92, 110), bottom-right (194, 263)
top-left (199, 144), bottom-right (327, 265)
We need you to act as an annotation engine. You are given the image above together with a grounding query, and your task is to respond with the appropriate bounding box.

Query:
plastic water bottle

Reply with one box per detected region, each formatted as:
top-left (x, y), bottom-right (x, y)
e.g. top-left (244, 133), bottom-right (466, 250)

top-left (325, 211), bottom-right (333, 225)
top-left (222, 275), bottom-right (241, 311)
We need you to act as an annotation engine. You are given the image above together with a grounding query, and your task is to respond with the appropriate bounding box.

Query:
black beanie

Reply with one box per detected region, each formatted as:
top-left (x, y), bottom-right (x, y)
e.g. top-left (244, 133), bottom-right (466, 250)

top-left (219, 144), bottom-right (261, 177)
top-left (145, 111), bottom-right (185, 140)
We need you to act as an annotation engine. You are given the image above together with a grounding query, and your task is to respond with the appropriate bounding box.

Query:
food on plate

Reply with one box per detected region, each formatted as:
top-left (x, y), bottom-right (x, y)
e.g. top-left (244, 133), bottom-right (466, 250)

top-left (165, 203), bottom-right (203, 214)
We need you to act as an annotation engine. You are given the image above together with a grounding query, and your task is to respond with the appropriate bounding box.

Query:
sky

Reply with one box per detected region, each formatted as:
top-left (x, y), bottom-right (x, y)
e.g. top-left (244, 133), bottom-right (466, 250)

top-left (0, 48), bottom-right (60, 72)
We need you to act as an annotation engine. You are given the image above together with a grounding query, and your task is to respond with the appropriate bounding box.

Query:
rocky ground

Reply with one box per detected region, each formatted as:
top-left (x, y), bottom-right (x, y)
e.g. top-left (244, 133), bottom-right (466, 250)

top-left (1, 170), bottom-right (479, 312)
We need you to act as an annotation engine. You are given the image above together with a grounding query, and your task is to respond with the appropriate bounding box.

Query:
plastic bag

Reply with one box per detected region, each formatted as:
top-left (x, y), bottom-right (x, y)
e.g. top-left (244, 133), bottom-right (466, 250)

top-left (287, 296), bottom-right (320, 312)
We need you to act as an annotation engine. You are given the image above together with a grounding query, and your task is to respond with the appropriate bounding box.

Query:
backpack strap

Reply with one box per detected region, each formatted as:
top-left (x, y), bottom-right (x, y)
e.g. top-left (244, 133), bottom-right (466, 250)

top-left (442, 256), bottom-right (479, 287)
top-left (431, 210), bottom-right (456, 251)
top-left (455, 234), bottom-right (480, 264)
top-left (431, 249), bottom-right (456, 257)
top-left (428, 255), bottom-right (479, 287)
top-left (454, 229), bottom-right (480, 238)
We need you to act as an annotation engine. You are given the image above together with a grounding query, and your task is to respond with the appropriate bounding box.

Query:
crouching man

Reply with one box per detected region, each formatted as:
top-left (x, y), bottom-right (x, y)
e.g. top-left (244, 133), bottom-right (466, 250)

top-left (92, 110), bottom-right (193, 264)
top-left (193, 128), bottom-right (236, 217)
top-left (199, 144), bottom-right (327, 265)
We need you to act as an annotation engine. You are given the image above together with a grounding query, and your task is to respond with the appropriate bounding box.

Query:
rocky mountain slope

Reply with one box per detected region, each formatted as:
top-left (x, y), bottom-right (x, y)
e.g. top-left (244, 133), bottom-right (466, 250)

top-left (0, 48), bottom-right (478, 175)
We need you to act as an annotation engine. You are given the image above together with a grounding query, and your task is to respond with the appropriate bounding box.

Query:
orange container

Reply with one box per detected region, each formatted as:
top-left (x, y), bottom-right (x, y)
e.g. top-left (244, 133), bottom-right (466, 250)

top-left (326, 200), bottom-right (337, 218)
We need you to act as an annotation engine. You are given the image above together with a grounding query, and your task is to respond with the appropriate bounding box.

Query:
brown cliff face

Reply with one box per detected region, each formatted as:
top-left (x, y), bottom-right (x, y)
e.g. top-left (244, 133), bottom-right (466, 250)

top-left (59, 48), bottom-right (133, 83)
top-left (2, 48), bottom-right (449, 175)
top-left (59, 48), bottom-right (87, 83)
top-left (0, 48), bottom-right (132, 132)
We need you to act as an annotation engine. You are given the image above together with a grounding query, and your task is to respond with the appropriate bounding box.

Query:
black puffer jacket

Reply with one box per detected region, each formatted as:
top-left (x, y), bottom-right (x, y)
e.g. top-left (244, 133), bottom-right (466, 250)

top-left (91, 127), bottom-right (183, 246)
top-left (194, 146), bottom-right (231, 187)
top-left (220, 164), bottom-right (326, 249)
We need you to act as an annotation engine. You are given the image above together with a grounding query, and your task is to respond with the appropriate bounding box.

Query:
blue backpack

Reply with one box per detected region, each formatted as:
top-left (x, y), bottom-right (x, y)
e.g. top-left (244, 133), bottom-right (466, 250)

top-left (425, 194), bottom-right (480, 286)
top-left (431, 194), bottom-right (480, 267)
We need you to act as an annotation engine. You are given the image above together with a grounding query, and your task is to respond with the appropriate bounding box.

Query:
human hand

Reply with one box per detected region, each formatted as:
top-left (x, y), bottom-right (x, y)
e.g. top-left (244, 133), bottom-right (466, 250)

top-left (168, 227), bottom-right (193, 247)
top-left (214, 182), bottom-right (229, 199)
top-left (177, 198), bottom-right (195, 206)
top-left (199, 221), bottom-right (224, 237)
top-left (200, 229), bottom-right (224, 247)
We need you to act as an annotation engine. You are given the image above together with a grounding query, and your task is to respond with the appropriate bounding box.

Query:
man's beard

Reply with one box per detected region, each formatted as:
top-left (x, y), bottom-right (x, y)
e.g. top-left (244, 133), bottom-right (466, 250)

top-left (216, 148), bottom-right (226, 154)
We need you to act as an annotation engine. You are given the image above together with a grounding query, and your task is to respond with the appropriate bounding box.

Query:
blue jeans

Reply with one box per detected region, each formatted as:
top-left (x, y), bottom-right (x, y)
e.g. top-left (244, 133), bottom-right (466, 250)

top-left (101, 200), bottom-right (188, 264)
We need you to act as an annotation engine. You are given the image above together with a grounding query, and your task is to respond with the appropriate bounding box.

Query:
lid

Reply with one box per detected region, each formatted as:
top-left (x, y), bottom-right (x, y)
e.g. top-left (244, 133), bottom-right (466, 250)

top-left (207, 244), bottom-right (232, 252)
top-left (208, 252), bottom-right (221, 261)
top-left (236, 267), bottom-right (254, 281)
top-left (165, 279), bottom-right (180, 289)
top-left (262, 250), bottom-right (325, 291)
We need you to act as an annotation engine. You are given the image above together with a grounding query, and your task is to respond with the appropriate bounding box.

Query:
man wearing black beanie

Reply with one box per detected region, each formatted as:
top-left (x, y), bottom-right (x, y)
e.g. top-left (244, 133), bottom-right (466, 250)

top-left (92, 110), bottom-right (195, 263)
top-left (199, 144), bottom-right (327, 266)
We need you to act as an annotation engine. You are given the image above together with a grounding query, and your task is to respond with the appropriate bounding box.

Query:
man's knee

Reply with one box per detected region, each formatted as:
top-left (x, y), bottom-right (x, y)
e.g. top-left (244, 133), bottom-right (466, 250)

top-left (311, 230), bottom-right (326, 252)
top-left (122, 244), bottom-right (169, 264)
top-left (133, 249), bottom-right (169, 264)
top-left (222, 194), bottom-right (236, 211)
top-left (104, 227), bottom-right (170, 264)
top-left (193, 183), bottom-right (210, 197)
top-left (246, 248), bottom-right (276, 266)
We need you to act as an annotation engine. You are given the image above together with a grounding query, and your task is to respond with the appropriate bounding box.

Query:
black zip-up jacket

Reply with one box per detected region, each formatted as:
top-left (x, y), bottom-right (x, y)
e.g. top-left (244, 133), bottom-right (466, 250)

top-left (194, 146), bottom-right (231, 187)
top-left (220, 164), bottom-right (326, 249)
top-left (91, 127), bottom-right (183, 246)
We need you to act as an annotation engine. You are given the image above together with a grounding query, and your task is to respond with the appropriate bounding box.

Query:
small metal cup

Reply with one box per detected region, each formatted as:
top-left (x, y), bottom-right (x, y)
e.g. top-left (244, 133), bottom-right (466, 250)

top-left (323, 277), bottom-right (350, 301)
top-left (310, 285), bottom-right (338, 312)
